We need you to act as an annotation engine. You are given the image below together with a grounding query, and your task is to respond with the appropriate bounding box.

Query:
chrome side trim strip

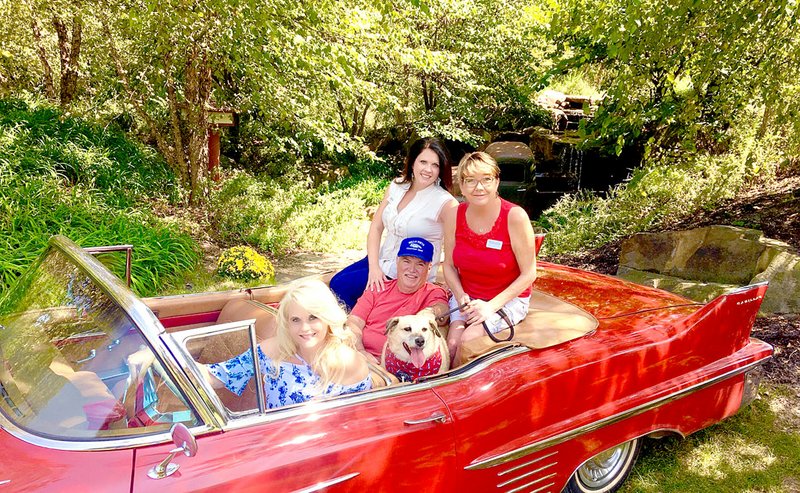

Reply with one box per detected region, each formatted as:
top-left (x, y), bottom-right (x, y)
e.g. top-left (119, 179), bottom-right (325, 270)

top-left (466, 358), bottom-right (768, 470)
top-left (497, 463), bottom-right (557, 487)
top-left (291, 472), bottom-right (359, 493)
top-left (498, 451), bottom-right (558, 476)
top-left (508, 479), bottom-right (555, 493)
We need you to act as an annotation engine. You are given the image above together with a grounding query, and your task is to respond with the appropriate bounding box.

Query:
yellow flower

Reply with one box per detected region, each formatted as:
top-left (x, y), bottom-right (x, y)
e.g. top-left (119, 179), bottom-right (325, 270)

top-left (217, 245), bottom-right (275, 282)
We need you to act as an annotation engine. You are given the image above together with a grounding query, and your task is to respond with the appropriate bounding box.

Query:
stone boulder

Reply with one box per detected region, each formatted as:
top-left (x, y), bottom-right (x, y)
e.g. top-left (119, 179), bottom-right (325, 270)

top-left (617, 225), bottom-right (800, 314)
top-left (484, 141), bottom-right (534, 167)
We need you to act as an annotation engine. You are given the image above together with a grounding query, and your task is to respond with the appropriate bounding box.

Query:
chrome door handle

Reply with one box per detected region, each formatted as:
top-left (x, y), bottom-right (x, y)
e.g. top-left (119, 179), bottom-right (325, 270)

top-left (404, 412), bottom-right (447, 425)
top-left (75, 349), bottom-right (96, 363)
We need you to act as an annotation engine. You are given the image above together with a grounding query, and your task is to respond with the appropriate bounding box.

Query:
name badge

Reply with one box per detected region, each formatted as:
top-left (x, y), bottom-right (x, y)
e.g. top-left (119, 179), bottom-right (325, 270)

top-left (486, 239), bottom-right (503, 250)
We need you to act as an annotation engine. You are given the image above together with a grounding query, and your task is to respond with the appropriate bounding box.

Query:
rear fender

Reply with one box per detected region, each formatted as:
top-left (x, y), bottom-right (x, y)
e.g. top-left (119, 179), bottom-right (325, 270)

top-left (682, 281), bottom-right (768, 352)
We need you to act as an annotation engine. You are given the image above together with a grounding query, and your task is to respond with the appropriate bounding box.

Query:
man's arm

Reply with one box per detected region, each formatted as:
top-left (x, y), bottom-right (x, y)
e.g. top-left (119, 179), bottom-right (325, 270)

top-left (415, 302), bottom-right (449, 324)
top-left (346, 314), bottom-right (379, 364)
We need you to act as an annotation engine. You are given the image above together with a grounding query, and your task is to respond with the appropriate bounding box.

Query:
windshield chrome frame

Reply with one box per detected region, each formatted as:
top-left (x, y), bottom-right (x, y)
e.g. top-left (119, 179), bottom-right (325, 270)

top-left (166, 319), bottom-right (267, 421)
top-left (0, 236), bottom-right (221, 451)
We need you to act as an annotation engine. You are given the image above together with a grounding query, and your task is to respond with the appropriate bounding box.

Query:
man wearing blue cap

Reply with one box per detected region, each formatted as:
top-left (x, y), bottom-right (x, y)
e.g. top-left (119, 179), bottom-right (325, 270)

top-left (347, 237), bottom-right (448, 362)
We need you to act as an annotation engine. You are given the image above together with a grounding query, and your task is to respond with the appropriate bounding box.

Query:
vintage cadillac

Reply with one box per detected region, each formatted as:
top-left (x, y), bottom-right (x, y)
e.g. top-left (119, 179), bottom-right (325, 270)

top-left (0, 235), bottom-right (771, 492)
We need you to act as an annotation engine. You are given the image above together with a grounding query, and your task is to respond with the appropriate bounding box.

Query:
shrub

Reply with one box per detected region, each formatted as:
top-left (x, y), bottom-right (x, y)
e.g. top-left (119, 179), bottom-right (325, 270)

top-left (217, 246), bottom-right (275, 282)
top-left (538, 111), bottom-right (785, 256)
top-left (210, 170), bottom-right (382, 255)
top-left (0, 97), bottom-right (178, 207)
top-left (0, 98), bottom-right (197, 297)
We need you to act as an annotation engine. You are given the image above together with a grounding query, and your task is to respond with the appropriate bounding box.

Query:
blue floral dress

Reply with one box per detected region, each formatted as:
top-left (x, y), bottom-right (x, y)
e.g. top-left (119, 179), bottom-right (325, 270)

top-left (207, 347), bottom-right (371, 409)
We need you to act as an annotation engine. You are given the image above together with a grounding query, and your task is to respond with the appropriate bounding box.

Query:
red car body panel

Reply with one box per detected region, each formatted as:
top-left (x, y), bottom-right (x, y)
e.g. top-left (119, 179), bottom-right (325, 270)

top-left (132, 390), bottom-right (456, 492)
top-left (0, 433), bottom-right (133, 492)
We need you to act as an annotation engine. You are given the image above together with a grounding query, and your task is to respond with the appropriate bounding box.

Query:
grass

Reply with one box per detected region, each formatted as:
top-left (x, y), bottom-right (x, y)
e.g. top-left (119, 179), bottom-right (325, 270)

top-left (621, 384), bottom-right (800, 492)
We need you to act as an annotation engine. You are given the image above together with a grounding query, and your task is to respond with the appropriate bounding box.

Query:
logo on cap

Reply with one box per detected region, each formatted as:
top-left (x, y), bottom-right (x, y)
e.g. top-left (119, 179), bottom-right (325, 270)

top-left (397, 237), bottom-right (433, 263)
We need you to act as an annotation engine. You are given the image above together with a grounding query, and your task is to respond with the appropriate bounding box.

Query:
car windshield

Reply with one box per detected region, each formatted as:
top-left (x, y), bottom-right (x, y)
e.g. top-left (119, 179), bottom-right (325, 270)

top-left (0, 244), bottom-right (198, 441)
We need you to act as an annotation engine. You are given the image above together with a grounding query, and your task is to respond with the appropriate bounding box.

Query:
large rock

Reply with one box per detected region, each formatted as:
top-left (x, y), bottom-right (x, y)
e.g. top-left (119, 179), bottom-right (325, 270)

top-left (484, 141), bottom-right (534, 166)
top-left (619, 226), bottom-right (767, 284)
top-left (617, 225), bottom-right (799, 314)
top-left (751, 251), bottom-right (800, 314)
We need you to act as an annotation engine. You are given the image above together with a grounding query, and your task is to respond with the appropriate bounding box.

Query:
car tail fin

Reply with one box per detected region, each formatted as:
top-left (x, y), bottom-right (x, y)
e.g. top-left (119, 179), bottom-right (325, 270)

top-left (682, 281), bottom-right (768, 351)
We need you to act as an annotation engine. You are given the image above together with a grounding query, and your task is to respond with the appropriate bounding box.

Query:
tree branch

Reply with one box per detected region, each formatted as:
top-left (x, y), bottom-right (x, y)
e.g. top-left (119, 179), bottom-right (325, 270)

top-left (30, 19), bottom-right (56, 100)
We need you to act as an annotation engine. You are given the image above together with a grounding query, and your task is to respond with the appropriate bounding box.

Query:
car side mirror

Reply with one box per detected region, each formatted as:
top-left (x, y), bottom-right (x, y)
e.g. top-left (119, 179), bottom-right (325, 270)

top-left (147, 423), bottom-right (198, 479)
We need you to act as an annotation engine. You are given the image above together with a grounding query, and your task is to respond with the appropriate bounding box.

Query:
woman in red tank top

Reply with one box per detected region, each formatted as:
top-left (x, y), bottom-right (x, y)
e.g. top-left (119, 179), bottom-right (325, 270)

top-left (442, 152), bottom-right (537, 363)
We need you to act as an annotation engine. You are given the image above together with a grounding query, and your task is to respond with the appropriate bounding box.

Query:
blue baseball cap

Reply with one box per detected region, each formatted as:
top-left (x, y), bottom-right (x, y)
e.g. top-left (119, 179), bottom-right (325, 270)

top-left (397, 237), bottom-right (434, 263)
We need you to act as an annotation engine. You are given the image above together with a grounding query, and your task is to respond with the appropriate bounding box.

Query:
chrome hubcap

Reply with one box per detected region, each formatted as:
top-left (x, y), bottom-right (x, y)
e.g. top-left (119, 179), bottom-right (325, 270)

top-left (576, 441), bottom-right (634, 490)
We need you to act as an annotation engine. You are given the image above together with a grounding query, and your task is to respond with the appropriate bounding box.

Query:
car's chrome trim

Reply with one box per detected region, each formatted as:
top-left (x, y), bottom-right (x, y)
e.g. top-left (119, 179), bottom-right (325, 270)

top-left (164, 321), bottom-right (261, 423)
top-left (49, 237), bottom-right (222, 430)
top-left (465, 357), bottom-right (769, 470)
top-left (0, 414), bottom-right (215, 452)
top-left (291, 472), bottom-right (359, 493)
top-left (727, 281), bottom-right (769, 294)
top-left (218, 345), bottom-right (528, 432)
top-left (740, 366), bottom-right (763, 409)
top-left (509, 480), bottom-right (555, 493)
top-left (498, 464), bottom-right (557, 488)
top-left (498, 451), bottom-right (558, 476)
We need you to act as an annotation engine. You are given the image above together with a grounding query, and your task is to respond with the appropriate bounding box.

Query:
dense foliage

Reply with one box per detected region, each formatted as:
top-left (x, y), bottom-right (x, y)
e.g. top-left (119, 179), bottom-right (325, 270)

top-left (1, 0), bottom-right (554, 202)
top-left (209, 171), bottom-right (385, 255)
top-left (538, 108), bottom-right (788, 254)
top-left (0, 98), bottom-right (197, 296)
top-left (550, 0), bottom-right (800, 157)
top-left (1, 0), bottom-right (798, 289)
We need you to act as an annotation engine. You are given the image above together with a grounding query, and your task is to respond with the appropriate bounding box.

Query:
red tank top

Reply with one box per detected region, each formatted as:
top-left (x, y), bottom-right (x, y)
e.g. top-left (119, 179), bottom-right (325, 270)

top-left (453, 199), bottom-right (531, 300)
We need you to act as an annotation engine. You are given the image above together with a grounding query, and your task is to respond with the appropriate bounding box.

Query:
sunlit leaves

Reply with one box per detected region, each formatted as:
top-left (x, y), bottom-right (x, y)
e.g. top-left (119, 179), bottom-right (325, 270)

top-left (551, 0), bottom-right (800, 156)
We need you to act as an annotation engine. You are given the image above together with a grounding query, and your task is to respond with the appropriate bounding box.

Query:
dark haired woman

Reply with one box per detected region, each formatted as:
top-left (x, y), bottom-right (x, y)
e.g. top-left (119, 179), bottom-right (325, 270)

top-left (330, 138), bottom-right (458, 309)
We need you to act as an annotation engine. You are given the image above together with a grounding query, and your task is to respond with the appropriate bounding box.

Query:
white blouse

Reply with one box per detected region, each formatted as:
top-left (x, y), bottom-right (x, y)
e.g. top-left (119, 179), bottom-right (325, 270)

top-left (378, 180), bottom-right (454, 280)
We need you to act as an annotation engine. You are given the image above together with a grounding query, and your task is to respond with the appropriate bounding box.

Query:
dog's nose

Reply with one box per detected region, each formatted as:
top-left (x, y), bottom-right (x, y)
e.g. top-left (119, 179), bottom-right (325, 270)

top-left (414, 337), bottom-right (425, 347)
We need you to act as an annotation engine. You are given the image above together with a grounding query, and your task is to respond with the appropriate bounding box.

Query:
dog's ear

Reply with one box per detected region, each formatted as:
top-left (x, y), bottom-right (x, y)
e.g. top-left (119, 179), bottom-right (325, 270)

top-left (385, 317), bottom-right (400, 335)
top-left (429, 319), bottom-right (442, 338)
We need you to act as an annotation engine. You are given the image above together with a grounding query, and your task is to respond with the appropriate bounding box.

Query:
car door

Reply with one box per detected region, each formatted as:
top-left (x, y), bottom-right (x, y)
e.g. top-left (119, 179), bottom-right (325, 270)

top-left (130, 325), bottom-right (457, 492)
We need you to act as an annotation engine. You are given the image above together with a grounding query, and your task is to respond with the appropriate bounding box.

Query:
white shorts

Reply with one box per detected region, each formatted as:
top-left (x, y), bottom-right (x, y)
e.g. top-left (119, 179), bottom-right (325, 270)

top-left (448, 295), bottom-right (531, 334)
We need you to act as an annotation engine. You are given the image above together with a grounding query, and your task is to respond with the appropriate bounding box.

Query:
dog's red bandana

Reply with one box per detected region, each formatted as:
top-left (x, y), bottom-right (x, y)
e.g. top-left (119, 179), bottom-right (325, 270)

top-left (385, 348), bottom-right (443, 382)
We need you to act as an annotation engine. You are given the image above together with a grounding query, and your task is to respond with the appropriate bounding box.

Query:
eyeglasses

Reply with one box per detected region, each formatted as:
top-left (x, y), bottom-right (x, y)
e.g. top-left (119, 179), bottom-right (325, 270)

top-left (461, 176), bottom-right (496, 188)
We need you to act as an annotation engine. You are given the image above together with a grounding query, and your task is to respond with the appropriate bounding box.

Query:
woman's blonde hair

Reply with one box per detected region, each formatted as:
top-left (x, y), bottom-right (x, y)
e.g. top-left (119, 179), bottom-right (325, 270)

top-left (456, 151), bottom-right (500, 183)
top-left (274, 279), bottom-right (358, 389)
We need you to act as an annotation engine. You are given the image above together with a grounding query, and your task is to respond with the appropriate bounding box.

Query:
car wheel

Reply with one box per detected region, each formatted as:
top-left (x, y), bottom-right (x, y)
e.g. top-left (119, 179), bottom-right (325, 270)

top-left (564, 438), bottom-right (641, 493)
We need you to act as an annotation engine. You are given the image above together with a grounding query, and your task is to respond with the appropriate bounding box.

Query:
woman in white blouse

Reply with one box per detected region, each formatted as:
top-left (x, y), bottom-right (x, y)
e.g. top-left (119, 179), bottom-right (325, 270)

top-left (330, 138), bottom-right (458, 308)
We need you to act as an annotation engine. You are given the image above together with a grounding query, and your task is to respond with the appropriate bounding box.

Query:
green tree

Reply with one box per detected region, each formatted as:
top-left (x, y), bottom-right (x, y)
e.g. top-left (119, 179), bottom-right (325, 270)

top-left (550, 0), bottom-right (800, 157)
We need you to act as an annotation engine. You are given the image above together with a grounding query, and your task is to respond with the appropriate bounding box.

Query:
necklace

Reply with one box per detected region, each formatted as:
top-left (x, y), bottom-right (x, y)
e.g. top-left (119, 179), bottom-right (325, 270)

top-left (467, 201), bottom-right (501, 234)
top-left (472, 220), bottom-right (493, 234)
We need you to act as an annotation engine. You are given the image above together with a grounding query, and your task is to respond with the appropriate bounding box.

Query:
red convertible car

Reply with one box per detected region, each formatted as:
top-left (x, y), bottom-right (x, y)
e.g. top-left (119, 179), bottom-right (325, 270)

top-left (0, 235), bottom-right (771, 492)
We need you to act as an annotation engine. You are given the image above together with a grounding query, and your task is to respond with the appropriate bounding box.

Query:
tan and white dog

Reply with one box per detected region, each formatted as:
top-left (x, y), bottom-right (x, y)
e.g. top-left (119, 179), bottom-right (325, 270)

top-left (381, 311), bottom-right (450, 382)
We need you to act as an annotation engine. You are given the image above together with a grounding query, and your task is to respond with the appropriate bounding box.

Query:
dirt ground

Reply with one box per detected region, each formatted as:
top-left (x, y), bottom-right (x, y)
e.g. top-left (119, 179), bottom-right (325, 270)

top-left (549, 172), bottom-right (800, 388)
